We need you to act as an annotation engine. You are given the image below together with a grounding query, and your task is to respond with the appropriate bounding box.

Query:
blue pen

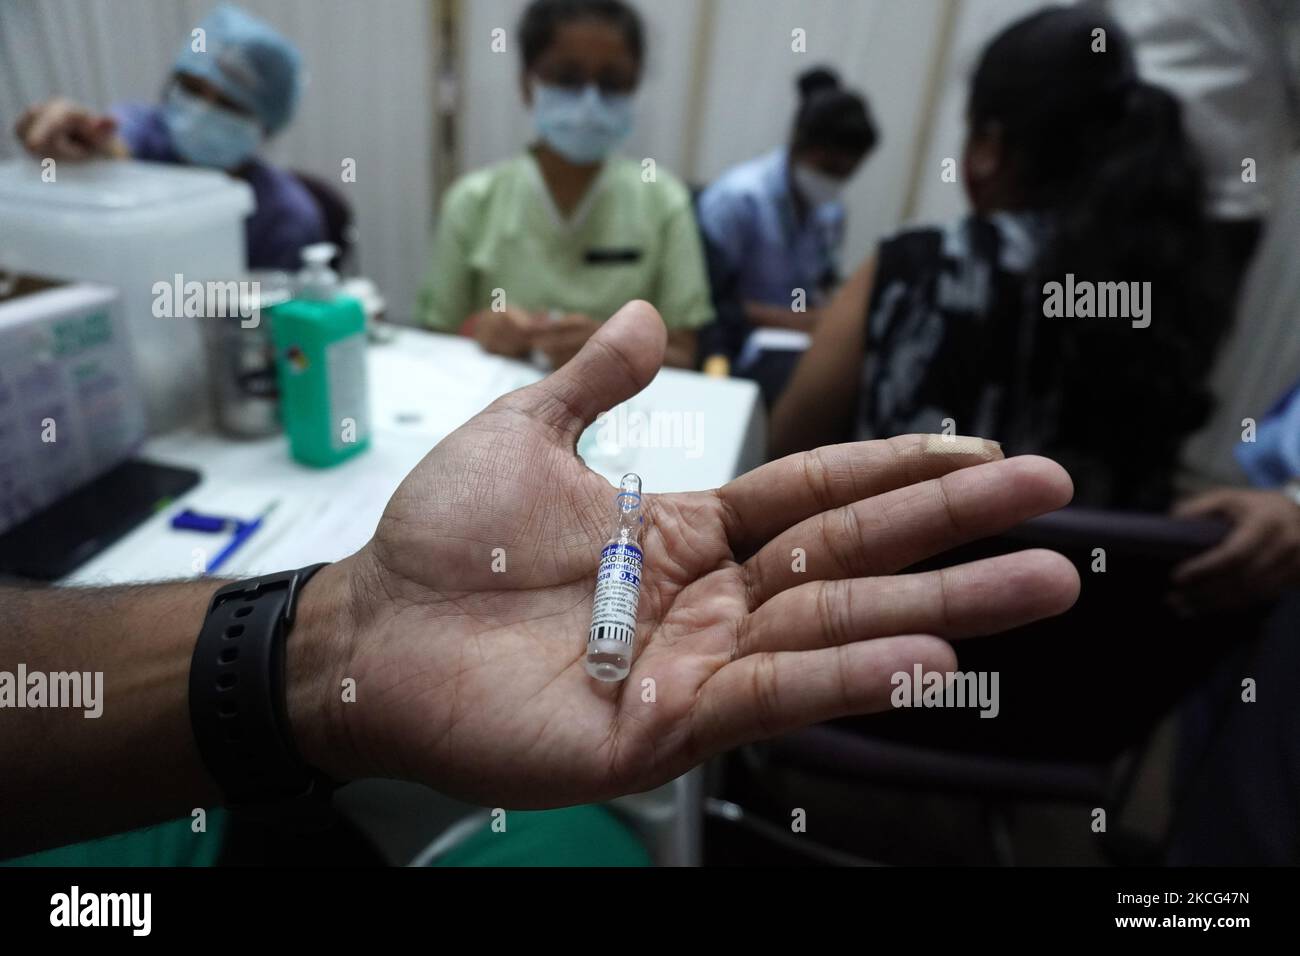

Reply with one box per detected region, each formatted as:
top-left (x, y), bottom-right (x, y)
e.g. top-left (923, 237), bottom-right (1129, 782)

top-left (171, 502), bottom-right (280, 575)
top-left (171, 509), bottom-right (236, 534)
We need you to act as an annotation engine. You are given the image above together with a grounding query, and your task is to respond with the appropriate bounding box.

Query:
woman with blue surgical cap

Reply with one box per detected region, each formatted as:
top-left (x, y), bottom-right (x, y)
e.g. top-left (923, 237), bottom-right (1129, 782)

top-left (14, 4), bottom-right (324, 271)
top-left (420, 0), bottom-right (713, 369)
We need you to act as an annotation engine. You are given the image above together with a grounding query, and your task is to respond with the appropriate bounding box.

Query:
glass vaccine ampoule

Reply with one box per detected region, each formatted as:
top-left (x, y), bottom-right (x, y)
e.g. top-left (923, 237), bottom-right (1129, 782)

top-left (585, 474), bottom-right (644, 682)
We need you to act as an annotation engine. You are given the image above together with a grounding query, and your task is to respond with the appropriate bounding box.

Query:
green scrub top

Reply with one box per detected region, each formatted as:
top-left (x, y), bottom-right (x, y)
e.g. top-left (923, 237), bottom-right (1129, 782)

top-left (420, 152), bottom-right (714, 332)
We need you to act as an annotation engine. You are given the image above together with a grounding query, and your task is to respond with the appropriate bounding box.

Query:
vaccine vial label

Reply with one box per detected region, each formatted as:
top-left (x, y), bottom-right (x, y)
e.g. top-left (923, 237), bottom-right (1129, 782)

top-left (588, 543), bottom-right (642, 646)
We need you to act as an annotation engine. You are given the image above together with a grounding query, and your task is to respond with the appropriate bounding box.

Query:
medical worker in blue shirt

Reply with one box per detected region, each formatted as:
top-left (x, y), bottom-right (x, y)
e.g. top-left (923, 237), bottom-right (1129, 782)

top-left (696, 66), bottom-right (877, 399)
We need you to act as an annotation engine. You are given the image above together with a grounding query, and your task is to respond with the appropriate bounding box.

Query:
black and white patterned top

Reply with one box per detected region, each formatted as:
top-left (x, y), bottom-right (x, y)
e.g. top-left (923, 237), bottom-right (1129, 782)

top-left (856, 212), bottom-right (1186, 510)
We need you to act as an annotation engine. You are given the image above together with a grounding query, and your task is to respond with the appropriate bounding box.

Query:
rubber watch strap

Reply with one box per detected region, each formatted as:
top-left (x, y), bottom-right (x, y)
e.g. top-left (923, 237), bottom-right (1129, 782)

top-left (189, 563), bottom-right (336, 823)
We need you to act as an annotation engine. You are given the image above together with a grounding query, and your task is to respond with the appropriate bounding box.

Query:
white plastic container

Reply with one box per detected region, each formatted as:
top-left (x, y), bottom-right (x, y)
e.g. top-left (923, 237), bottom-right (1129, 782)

top-left (0, 158), bottom-right (254, 431)
top-left (0, 278), bottom-right (146, 535)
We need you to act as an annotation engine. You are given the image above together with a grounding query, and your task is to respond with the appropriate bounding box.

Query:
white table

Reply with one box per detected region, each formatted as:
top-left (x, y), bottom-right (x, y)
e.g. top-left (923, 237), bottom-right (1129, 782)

top-left (67, 327), bottom-right (764, 586)
top-left (65, 326), bottom-right (765, 866)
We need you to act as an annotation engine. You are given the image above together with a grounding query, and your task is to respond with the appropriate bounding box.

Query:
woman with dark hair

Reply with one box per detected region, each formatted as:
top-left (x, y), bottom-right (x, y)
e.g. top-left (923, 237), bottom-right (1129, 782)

top-left (771, 7), bottom-right (1225, 510)
top-left (420, 0), bottom-right (712, 369)
top-left (697, 66), bottom-right (878, 396)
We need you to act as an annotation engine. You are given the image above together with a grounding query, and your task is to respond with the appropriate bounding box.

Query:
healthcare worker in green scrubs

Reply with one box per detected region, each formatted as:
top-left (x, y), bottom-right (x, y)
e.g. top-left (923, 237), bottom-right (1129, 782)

top-left (420, 0), bottom-right (713, 370)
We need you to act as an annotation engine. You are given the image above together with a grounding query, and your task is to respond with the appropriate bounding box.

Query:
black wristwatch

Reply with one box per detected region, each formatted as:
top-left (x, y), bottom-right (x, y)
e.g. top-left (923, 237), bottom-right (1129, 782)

top-left (189, 563), bottom-right (337, 825)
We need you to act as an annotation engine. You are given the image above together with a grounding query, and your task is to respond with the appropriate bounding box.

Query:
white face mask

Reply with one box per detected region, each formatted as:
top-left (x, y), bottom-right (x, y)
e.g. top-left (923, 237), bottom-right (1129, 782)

top-left (792, 163), bottom-right (847, 207)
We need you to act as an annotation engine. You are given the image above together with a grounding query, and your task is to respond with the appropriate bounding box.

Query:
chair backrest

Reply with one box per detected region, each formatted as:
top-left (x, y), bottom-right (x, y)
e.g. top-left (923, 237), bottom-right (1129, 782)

top-left (690, 184), bottom-right (749, 368)
top-left (291, 170), bottom-right (356, 272)
top-left (832, 506), bottom-right (1267, 765)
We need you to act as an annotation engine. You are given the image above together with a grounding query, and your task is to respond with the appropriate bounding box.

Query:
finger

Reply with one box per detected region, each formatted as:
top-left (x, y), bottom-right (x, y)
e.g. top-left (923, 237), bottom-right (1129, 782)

top-left (1170, 522), bottom-right (1260, 584)
top-left (91, 114), bottom-right (118, 143)
top-left (717, 434), bottom-right (1003, 557)
top-left (693, 635), bottom-right (957, 752)
top-left (743, 455), bottom-right (1073, 607)
top-left (1184, 541), bottom-right (1293, 610)
top-left (1173, 572), bottom-right (1254, 613)
top-left (740, 549), bottom-right (1079, 655)
top-left (1229, 540), bottom-right (1293, 598)
top-left (68, 111), bottom-right (100, 140)
top-left (69, 111), bottom-right (114, 150)
top-left (50, 131), bottom-right (92, 161)
top-left (533, 326), bottom-right (583, 350)
top-left (24, 103), bottom-right (71, 153)
top-left (536, 314), bottom-right (583, 331)
top-left (1253, 555), bottom-right (1300, 598)
top-left (1172, 490), bottom-right (1235, 520)
top-left (507, 299), bottom-right (665, 442)
top-left (14, 106), bottom-right (37, 142)
top-left (506, 307), bottom-right (543, 331)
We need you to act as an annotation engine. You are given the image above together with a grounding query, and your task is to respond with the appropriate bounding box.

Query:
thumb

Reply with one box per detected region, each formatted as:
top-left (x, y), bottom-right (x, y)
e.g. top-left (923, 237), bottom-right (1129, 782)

top-left (89, 114), bottom-right (117, 144)
top-left (516, 299), bottom-right (666, 442)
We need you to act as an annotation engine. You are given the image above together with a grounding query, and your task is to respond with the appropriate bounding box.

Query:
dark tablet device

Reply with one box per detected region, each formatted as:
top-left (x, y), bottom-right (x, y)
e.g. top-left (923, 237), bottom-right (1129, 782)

top-left (908, 504), bottom-right (1231, 576)
top-left (0, 458), bottom-right (200, 581)
top-left (1003, 506), bottom-right (1230, 564)
top-left (866, 505), bottom-right (1247, 764)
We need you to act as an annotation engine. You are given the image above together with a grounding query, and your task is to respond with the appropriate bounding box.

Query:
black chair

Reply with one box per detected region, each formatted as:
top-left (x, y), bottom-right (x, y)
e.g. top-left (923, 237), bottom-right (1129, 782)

top-left (292, 170), bottom-right (358, 273)
top-left (688, 184), bottom-right (746, 373)
top-left (717, 507), bottom-right (1271, 864)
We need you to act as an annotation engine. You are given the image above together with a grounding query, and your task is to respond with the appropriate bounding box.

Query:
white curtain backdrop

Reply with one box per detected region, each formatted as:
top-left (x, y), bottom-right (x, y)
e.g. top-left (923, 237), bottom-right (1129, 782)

top-left (0, 0), bottom-right (436, 323)
top-left (459, 0), bottom-right (706, 188)
top-left (1181, 154), bottom-right (1300, 487)
top-left (460, 0), bottom-right (953, 268)
top-left (690, 0), bottom-right (951, 269)
top-left (3, 0), bottom-right (1294, 457)
top-left (908, 0), bottom-right (1053, 226)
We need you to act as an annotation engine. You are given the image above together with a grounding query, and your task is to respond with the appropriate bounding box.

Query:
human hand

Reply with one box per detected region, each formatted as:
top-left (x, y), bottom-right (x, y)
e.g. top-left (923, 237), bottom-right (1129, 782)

top-left (294, 300), bottom-right (1079, 809)
top-left (532, 312), bottom-right (601, 368)
top-left (469, 306), bottom-right (543, 358)
top-left (14, 97), bottom-right (124, 161)
top-left (1170, 487), bottom-right (1300, 611)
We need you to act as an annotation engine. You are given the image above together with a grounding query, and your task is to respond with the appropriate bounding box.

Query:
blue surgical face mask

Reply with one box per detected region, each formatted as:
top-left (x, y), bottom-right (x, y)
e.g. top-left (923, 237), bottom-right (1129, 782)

top-left (162, 88), bottom-right (262, 170)
top-left (531, 82), bottom-right (633, 165)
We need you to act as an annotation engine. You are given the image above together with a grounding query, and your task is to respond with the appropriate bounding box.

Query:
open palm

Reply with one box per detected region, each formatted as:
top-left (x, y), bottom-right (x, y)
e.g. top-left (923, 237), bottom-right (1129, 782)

top-left (331, 301), bottom-right (1079, 808)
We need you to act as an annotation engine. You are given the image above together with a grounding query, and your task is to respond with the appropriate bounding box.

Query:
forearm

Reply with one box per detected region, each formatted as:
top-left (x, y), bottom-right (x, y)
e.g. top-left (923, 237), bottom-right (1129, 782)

top-left (770, 355), bottom-right (856, 457)
top-left (770, 258), bottom-right (874, 458)
top-left (770, 322), bottom-right (867, 456)
top-left (0, 561), bottom-right (355, 858)
top-left (0, 579), bottom-right (220, 856)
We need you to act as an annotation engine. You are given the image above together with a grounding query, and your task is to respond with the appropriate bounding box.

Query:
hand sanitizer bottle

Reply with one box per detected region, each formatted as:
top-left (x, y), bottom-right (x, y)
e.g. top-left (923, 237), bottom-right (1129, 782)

top-left (270, 243), bottom-right (371, 467)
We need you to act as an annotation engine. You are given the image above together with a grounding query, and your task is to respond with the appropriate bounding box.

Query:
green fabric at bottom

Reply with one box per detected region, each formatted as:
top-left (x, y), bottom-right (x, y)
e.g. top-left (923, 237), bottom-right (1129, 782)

top-left (2, 811), bottom-right (228, 867)
top-left (6, 804), bottom-right (648, 867)
top-left (430, 805), bottom-right (651, 867)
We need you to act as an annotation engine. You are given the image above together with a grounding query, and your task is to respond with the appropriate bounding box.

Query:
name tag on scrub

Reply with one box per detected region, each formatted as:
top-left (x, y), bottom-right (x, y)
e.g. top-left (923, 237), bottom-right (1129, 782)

top-left (584, 248), bottom-right (642, 264)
